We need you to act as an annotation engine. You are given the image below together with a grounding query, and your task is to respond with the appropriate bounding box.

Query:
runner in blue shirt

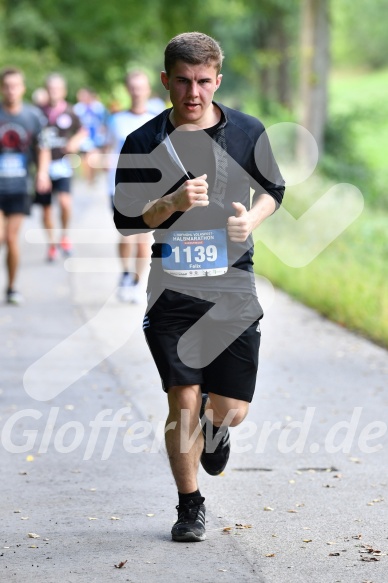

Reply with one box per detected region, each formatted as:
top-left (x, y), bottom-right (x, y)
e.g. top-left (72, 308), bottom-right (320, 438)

top-left (74, 87), bottom-right (107, 183)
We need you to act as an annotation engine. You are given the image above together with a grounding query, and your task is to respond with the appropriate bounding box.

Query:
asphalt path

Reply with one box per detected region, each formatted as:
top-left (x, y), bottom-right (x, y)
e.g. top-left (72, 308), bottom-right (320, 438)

top-left (1, 175), bottom-right (387, 583)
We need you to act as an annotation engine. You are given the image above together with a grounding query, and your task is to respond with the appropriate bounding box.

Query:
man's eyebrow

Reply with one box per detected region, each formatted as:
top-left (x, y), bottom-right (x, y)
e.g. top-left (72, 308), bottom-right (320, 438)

top-left (175, 75), bottom-right (212, 82)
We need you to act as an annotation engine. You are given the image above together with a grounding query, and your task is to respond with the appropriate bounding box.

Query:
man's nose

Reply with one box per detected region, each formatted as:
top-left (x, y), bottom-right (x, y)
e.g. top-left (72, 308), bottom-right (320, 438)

top-left (187, 82), bottom-right (199, 97)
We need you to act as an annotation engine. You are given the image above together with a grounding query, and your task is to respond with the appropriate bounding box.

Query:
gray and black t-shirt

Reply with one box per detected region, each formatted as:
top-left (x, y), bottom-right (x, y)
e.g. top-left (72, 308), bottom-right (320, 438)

top-left (0, 103), bottom-right (46, 195)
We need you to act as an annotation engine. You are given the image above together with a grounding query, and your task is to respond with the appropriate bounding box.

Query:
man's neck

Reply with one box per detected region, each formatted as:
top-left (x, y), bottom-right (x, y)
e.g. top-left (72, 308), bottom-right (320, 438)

top-left (2, 101), bottom-right (23, 115)
top-left (49, 99), bottom-right (66, 109)
top-left (130, 102), bottom-right (148, 115)
top-left (170, 103), bottom-right (221, 130)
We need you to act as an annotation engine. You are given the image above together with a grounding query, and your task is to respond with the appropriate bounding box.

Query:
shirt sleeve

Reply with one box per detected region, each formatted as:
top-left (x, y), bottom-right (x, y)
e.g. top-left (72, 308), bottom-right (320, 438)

top-left (249, 128), bottom-right (285, 208)
top-left (113, 135), bottom-right (155, 234)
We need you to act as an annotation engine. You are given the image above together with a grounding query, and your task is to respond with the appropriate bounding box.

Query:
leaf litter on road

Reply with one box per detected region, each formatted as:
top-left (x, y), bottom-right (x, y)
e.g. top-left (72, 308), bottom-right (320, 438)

top-left (114, 560), bottom-right (127, 569)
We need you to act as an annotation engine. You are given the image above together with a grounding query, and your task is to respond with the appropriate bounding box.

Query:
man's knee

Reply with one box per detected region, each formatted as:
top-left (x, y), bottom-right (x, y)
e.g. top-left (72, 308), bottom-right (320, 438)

top-left (168, 385), bottom-right (201, 416)
top-left (58, 193), bottom-right (71, 209)
top-left (227, 405), bottom-right (249, 427)
top-left (5, 219), bottom-right (23, 247)
top-left (207, 394), bottom-right (249, 427)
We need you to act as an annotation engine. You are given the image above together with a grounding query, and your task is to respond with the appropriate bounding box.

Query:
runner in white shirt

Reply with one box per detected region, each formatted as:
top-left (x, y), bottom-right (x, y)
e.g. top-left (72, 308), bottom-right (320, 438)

top-left (107, 70), bottom-right (155, 302)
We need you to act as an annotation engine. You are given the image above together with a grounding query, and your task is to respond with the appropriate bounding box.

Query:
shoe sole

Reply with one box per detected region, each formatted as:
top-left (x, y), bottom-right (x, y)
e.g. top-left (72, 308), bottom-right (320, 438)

top-left (171, 532), bottom-right (206, 542)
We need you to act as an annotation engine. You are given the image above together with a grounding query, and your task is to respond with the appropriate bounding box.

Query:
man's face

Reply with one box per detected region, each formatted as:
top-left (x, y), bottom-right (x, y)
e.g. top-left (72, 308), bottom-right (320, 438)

top-left (161, 61), bottom-right (222, 127)
top-left (126, 74), bottom-right (151, 105)
top-left (1, 73), bottom-right (25, 107)
top-left (46, 78), bottom-right (67, 105)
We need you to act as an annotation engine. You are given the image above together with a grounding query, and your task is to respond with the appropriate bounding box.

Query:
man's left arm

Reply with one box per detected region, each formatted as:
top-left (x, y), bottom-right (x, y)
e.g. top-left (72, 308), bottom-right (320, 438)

top-left (227, 193), bottom-right (276, 243)
top-left (66, 126), bottom-right (88, 154)
top-left (35, 144), bottom-right (51, 193)
top-left (227, 123), bottom-right (285, 242)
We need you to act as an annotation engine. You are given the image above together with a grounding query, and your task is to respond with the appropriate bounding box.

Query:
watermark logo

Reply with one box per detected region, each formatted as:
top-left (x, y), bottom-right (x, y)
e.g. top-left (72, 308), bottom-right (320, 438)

top-left (1, 407), bottom-right (385, 460)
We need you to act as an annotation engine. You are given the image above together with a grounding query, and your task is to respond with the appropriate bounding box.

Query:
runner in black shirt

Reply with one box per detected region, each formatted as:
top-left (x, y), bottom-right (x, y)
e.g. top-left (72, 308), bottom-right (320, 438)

top-left (114, 32), bottom-right (285, 542)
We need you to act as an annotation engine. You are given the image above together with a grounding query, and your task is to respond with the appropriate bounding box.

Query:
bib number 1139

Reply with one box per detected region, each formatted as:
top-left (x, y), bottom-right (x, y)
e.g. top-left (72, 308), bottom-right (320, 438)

top-left (171, 244), bottom-right (217, 264)
top-left (162, 229), bottom-right (228, 277)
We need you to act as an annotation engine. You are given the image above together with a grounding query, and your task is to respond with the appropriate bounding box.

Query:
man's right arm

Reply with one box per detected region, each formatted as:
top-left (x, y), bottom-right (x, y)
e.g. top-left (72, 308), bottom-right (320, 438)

top-left (113, 131), bottom-right (209, 233)
top-left (142, 174), bottom-right (209, 228)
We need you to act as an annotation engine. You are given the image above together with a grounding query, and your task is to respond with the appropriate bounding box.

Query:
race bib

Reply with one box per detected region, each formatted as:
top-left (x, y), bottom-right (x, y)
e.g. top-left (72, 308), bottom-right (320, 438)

top-left (162, 229), bottom-right (228, 277)
top-left (0, 153), bottom-right (27, 178)
top-left (49, 158), bottom-right (73, 180)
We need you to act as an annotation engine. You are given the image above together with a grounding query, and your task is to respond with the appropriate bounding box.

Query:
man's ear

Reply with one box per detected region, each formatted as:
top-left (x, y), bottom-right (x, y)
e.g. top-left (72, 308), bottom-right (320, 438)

top-left (215, 74), bottom-right (223, 90)
top-left (160, 71), bottom-right (169, 90)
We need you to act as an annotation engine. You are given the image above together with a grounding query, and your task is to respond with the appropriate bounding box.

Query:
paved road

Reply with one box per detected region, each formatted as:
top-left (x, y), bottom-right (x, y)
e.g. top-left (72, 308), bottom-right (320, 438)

top-left (1, 175), bottom-right (387, 583)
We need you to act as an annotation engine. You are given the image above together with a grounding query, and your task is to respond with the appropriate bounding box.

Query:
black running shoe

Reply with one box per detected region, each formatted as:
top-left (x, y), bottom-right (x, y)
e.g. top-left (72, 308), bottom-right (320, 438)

top-left (200, 393), bottom-right (231, 476)
top-left (171, 497), bottom-right (206, 542)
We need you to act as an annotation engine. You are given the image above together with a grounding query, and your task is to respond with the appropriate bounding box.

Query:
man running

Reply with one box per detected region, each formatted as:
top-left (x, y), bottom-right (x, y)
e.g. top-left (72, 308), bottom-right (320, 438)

top-left (107, 70), bottom-right (154, 302)
top-left (35, 73), bottom-right (86, 261)
top-left (74, 87), bottom-right (107, 183)
top-left (0, 67), bottom-right (51, 304)
top-left (114, 33), bottom-right (285, 541)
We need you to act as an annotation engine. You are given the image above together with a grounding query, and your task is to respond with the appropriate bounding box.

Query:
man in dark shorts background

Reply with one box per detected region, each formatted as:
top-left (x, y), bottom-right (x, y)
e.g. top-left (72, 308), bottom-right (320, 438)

top-left (0, 67), bottom-right (51, 304)
top-left (114, 32), bottom-right (285, 542)
top-left (35, 73), bottom-right (86, 261)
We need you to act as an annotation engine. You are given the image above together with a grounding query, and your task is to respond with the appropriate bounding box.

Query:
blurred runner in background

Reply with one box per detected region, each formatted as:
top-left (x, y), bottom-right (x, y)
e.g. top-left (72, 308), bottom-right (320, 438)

top-left (35, 73), bottom-right (87, 261)
top-left (31, 87), bottom-right (49, 109)
top-left (74, 87), bottom-right (107, 183)
top-left (106, 70), bottom-right (155, 302)
top-left (0, 67), bottom-right (51, 304)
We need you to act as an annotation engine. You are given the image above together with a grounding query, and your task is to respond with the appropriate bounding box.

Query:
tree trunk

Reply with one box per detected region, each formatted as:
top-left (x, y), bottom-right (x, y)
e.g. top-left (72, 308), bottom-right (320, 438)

top-left (275, 21), bottom-right (292, 109)
top-left (298, 0), bottom-right (330, 164)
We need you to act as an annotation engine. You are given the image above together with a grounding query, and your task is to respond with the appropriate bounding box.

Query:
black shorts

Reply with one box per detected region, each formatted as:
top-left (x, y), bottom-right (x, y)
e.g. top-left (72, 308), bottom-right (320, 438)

top-left (143, 289), bottom-right (262, 402)
top-left (34, 177), bottom-right (71, 206)
top-left (0, 192), bottom-right (30, 216)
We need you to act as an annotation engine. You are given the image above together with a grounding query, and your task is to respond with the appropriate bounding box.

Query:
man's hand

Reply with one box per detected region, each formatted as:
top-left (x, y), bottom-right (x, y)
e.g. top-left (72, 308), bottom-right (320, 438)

top-left (227, 202), bottom-right (252, 242)
top-left (65, 128), bottom-right (88, 154)
top-left (142, 174), bottom-right (208, 228)
top-left (35, 171), bottom-right (51, 194)
top-left (171, 174), bottom-right (209, 212)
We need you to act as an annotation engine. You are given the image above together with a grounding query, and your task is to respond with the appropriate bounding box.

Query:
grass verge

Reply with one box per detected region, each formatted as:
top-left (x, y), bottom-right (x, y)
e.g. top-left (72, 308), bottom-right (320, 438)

top-left (254, 177), bottom-right (388, 348)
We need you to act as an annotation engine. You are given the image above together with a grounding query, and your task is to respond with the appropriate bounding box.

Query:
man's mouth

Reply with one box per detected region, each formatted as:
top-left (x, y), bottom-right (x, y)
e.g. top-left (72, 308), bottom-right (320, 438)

top-left (185, 103), bottom-right (200, 110)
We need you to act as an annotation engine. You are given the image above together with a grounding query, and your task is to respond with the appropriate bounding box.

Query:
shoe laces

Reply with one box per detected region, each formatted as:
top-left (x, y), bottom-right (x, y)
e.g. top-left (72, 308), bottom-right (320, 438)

top-left (176, 497), bottom-right (205, 524)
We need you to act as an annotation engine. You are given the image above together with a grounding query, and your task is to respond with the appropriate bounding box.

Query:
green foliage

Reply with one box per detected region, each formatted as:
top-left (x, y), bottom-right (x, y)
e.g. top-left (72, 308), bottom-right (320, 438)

top-left (321, 110), bottom-right (373, 203)
top-left (254, 181), bottom-right (388, 348)
top-left (5, 1), bottom-right (58, 51)
top-left (0, 0), bottom-right (301, 110)
top-left (328, 68), bottom-right (388, 209)
top-left (332, 0), bottom-right (388, 69)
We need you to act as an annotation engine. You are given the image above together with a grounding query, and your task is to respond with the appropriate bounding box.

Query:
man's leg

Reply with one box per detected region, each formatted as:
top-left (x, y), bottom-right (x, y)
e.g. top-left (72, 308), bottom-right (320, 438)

top-left (57, 191), bottom-right (73, 256)
top-left (5, 213), bottom-right (25, 304)
top-left (118, 236), bottom-right (132, 273)
top-left (116, 236), bottom-right (134, 301)
top-left (117, 233), bottom-right (151, 303)
top-left (57, 191), bottom-right (71, 233)
top-left (135, 234), bottom-right (152, 284)
top-left (5, 213), bottom-right (24, 290)
top-left (199, 393), bottom-right (249, 476)
top-left (204, 393), bottom-right (249, 428)
top-left (42, 204), bottom-right (55, 244)
top-left (167, 384), bottom-right (206, 542)
top-left (42, 200), bottom-right (59, 261)
top-left (166, 384), bottom-right (203, 493)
